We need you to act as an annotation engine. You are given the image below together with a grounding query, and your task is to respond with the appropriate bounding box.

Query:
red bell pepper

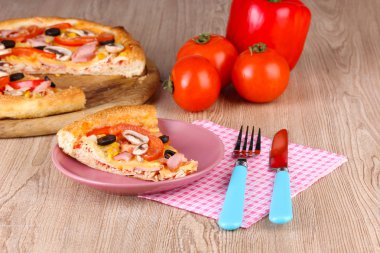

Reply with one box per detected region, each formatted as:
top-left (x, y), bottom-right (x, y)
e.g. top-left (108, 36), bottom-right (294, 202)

top-left (9, 79), bottom-right (45, 90)
top-left (0, 76), bottom-right (10, 92)
top-left (54, 36), bottom-right (97, 47)
top-left (48, 23), bottom-right (73, 29)
top-left (0, 25), bottom-right (44, 42)
top-left (10, 47), bottom-right (56, 59)
top-left (226, 0), bottom-right (311, 69)
top-left (54, 32), bottom-right (114, 46)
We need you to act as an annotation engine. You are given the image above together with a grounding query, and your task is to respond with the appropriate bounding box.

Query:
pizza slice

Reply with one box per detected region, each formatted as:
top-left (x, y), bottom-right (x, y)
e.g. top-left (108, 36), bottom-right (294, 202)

top-left (0, 17), bottom-right (145, 77)
top-left (0, 17), bottom-right (146, 119)
top-left (57, 105), bottom-right (198, 181)
top-left (0, 72), bottom-right (85, 119)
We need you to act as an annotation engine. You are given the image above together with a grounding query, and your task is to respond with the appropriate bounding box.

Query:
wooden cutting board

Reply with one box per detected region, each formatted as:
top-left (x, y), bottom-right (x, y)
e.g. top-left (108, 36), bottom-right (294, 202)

top-left (0, 59), bottom-right (160, 138)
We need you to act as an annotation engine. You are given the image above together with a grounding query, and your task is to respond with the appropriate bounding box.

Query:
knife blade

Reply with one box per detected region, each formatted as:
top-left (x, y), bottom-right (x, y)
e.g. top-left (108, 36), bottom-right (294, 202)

top-left (270, 129), bottom-right (288, 168)
top-left (269, 129), bottom-right (293, 224)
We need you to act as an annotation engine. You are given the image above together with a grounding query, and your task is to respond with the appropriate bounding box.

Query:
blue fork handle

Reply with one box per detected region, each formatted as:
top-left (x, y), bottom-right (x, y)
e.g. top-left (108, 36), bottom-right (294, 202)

top-left (218, 164), bottom-right (247, 230)
top-left (269, 170), bottom-right (293, 224)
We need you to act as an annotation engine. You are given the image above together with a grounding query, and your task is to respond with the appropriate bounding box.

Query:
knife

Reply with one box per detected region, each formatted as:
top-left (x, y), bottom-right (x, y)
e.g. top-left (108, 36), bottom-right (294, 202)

top-left (269, 129), bottom-right (293, 224)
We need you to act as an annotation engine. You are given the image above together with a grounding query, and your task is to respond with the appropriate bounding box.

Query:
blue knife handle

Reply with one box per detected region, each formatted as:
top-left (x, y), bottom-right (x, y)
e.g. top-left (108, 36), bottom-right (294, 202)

top-left (218, 164), bottom-right (247, 230)
top-left (269, 170), bottom-right (293, 224)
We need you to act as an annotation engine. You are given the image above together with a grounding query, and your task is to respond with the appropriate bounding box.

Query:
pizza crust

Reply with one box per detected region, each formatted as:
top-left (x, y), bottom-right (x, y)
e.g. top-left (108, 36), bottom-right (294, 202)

top-left (59, 105), bottom-right (160, 140)
top-left (0, 87), bottom-right (85, 119)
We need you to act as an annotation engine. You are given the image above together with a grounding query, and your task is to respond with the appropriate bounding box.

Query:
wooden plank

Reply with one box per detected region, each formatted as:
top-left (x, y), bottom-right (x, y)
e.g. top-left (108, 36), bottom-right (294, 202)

top-left (0, 60), bottom-right (159, 138)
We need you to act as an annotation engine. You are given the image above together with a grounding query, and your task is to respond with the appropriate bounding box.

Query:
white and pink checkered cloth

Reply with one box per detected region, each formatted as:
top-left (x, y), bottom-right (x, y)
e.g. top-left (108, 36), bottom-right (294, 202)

top-left (139, 120), bottom-right (347, 228)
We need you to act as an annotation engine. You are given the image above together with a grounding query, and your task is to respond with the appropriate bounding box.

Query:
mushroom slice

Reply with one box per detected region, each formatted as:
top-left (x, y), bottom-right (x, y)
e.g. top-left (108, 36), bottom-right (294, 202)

top-left (133, 143), bottom-right (149, 156)
top-left (0, 49), bottom-right (11, 56)
top-left (44, 46), bottom-right (72, 61)
top-left (136, 155), bottom-right (144, 162)
top-left (105, 43), bottom-right (124, 53)
top-left (111, 56), bottom-right (129, 64)
top-left (0, 43), bottom-right (5, 50)
top-left (122, 130), bottom-right (149, 145)
top-left (66, 28), bottom-right (95, 37)
top-left (0, 69), bottom-right (9, 77)
top-left (4, 86), bottom-right (30, 96)
top-left (4, 85), bottom-right (14, 91)
top-left (0, 61), bottom-right (11, 68)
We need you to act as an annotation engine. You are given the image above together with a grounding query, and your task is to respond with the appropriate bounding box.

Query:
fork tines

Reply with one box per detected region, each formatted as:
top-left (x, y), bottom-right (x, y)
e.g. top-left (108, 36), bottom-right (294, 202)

top-left (233, 126), bottom-right (261, 158)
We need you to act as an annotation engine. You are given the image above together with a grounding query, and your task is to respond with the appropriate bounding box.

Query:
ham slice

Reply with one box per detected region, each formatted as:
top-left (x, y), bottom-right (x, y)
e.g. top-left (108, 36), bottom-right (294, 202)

top-left (167, 153), bottom-right (187, 171)
top-left (0, 29), bottom-right (16, 38)
top-left (114, 152), bottom-right (133, 161)
top-left (27, 35), bottom-right (47, 47)
top-left (71, 41), bottom-right (97, 63)
top-left (121, 143), bottom-right (136, 153)
top-left (33, 81), bottom-right (51, 93)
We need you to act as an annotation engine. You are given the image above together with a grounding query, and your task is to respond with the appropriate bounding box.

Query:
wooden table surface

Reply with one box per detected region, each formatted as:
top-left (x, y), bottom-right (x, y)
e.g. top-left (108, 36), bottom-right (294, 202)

top-left (0, 0), bottom-right (379, 252)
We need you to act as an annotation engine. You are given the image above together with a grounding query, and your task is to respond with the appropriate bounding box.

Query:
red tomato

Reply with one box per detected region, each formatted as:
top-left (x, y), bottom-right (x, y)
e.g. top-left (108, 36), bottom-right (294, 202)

top-left (232, 43), bottom-right (290, 103)
top-left (10, 47), bottom-right (56, 59)
top-left (86, 124), bottom-right (164, 161)
top-left (97, 32), bottom-right (115, 43)
top-left (0, 76), bottom-right (10, 92)
top-left (54, 36), bottom-right (97, 46)
top-left (9, 79), bottom-right (45, 90)
top-left (177, 34), bottom-right (238, 87)
top-left (165, 56), bottom-right (221, 112)
top-left (143, 135), bottom-right (165, 161)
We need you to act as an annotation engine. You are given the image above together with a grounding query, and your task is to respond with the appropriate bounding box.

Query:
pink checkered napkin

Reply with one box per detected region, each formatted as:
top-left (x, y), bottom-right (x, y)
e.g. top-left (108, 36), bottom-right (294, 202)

top-left (139, 120), bottom-right (347, 228)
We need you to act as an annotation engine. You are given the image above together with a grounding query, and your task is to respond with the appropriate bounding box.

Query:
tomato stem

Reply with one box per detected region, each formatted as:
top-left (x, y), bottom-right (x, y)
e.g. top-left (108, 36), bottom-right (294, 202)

top-left (249, 43), bottom-right (267, 55)
top-left (268, 0), bottom-right (282, 2)
top-left (193, 33), bottom-right (211, 44)
top-left (162, 76), bottom-right (174, 94)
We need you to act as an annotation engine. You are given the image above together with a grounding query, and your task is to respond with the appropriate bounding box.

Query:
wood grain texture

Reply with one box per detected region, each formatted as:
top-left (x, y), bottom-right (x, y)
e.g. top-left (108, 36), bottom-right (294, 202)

top-left (0, 0), bottom-right (379, 252)
top-left (0, 60), bottom-right (159, 138)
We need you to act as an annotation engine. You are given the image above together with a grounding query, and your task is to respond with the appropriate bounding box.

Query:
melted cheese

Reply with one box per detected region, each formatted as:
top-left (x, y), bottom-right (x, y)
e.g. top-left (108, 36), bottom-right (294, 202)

top-left (110, 159), bottom-right (162, 172)
top-left (83, 135), bottom-right (163, 172)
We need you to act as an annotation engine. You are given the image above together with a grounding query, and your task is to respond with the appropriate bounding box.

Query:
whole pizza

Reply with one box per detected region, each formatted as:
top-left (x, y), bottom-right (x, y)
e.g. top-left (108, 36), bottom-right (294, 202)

top-left (0, 17), bottom-right (146, 119)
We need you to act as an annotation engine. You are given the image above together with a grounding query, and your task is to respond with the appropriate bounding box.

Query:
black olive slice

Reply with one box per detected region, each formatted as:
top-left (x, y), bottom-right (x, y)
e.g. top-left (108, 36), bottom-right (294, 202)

top-left (1, 40), bottom-right (15, 49)
top-left (97, 134), bottom-right (117, 146)
top-left (45, 28), bottom-right (61, 37)
top-left (99, 39), bottom-right (115, 45)
top-left (34, 46), bottom-right (46, 50)
top-left (164, 150), bottom-right (176, 159)
top-left (159, 135), bottom-right (169, 144)
top-left (44, 76), bottom-right (56, 87)
top-left (9, 73), bottom-right (25, 82)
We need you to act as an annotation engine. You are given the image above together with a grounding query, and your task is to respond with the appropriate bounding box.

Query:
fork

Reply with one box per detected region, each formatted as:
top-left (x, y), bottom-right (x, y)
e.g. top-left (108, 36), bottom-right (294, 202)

top-left (218, 126), bottom-right (261, 230)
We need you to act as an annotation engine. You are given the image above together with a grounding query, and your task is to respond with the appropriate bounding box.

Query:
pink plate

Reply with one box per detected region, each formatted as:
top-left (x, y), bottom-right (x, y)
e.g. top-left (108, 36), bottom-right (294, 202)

top-left (52, 119), bottom-right (224, 195)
